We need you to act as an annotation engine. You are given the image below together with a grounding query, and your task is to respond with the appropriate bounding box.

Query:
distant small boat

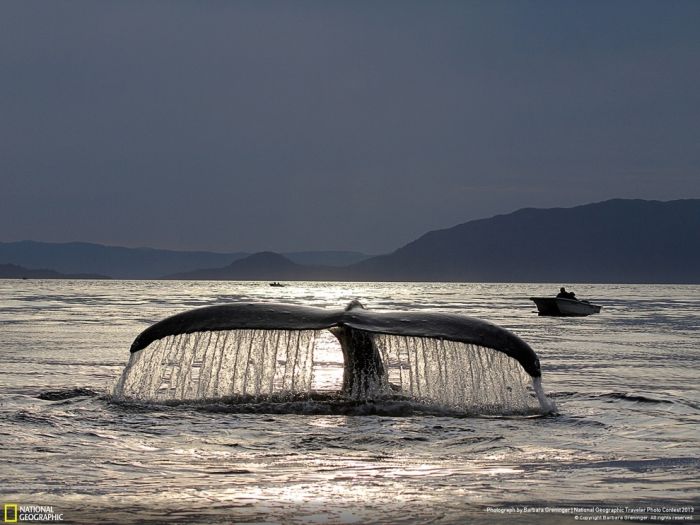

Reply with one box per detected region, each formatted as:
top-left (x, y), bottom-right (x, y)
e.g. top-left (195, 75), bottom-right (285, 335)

top-left (530, 297), bottom-right (602, 317)
top-left (269, 282), bottom-right (285, 287)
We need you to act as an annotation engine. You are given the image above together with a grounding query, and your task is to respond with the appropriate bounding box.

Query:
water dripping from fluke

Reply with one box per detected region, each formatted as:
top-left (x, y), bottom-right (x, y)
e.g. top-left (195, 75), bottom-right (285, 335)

top-left (114, 301), bottom-right (557, 416)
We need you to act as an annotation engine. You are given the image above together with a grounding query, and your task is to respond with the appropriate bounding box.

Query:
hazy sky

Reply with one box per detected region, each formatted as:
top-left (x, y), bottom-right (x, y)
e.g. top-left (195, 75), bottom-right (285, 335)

top-left (2, 1), bottom-right (699, 253)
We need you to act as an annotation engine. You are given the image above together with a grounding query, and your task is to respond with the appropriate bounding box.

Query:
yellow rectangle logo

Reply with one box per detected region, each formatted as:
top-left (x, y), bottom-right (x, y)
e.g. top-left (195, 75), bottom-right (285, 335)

top-left (4, 504), bottom-right (18, 523)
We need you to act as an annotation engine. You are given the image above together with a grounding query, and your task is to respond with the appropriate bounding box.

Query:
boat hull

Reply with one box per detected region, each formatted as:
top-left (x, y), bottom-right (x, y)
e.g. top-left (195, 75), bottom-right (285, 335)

top-left (530, 297), bottom-right (601, 317)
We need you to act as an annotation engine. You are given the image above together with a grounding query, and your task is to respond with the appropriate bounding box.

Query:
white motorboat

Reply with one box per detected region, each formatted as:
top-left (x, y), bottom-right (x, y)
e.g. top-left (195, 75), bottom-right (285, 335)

top-left (530, 297), bottom-right (602, 317)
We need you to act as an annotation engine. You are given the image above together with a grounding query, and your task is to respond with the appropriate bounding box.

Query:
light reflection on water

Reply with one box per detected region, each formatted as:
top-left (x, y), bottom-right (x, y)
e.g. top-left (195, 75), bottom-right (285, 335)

top-left (0, 280), bottom-right (699, 524)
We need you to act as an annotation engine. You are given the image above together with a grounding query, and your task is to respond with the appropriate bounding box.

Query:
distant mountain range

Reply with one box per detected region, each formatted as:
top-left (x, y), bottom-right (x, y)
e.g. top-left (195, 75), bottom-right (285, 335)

top-left (163, 199), bottom-right (700, 284)
top-left (347, 198), bottom-right (700, 283)
top-left (165, 252), bottom-right (342, 281)
top-left (0, 263), bottom-right (107, 280)
top-left (2, 199), bottom-right (699, 283)
top-left (0, 241), bottom-right (369, 279)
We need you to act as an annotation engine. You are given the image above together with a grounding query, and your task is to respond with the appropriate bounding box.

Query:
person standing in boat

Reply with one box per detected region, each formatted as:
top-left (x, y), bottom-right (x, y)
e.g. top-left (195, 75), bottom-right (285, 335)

top-left (557, 287), bottom-right (576, 299)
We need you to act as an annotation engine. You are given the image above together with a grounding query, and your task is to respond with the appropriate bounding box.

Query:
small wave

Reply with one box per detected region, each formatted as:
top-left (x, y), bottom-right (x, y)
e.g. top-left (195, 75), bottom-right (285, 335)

top-left (596, 392), bottom-right (674, 404)
top-left (548, 415), bottom-right (608, 429)
top-left (574, 456), bottom-right (700, 473)
top-left (6, 410), bottom-right (61, 427)
top-left (37, 387), bottom-right (101, 401)
top-left (548, 391), bottom-right (676, 405)
top-left (679, 399), bottom-right (700, 410)
top-left (546, 391), bottom-right (581, 399)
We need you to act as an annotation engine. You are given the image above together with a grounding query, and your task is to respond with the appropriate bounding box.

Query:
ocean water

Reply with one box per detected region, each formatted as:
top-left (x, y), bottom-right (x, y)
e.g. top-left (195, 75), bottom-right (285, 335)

top-left (1, 280), bottom-right (698, 524)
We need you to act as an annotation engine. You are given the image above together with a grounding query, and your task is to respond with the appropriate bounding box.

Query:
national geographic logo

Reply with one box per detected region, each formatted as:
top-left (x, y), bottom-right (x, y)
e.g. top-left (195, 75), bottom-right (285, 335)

top-left (3, 505), bottom-right (17, 523)
top-left (3, 504), bottom-right (63, 522)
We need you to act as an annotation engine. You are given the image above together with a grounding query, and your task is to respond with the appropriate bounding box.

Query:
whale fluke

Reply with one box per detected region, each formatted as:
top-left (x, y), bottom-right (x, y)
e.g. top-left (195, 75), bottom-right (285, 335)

top-left (131, 301), bottom-right (540, 378)
top-left (121, 300), bottom-right (552, 413)
top-left (130, 302), bottom-right (341, 353)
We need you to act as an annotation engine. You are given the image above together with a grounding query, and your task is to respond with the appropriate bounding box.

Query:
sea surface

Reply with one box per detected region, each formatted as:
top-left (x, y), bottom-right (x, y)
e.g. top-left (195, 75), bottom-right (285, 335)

top-left (1, 280), bottom-right (698, 524)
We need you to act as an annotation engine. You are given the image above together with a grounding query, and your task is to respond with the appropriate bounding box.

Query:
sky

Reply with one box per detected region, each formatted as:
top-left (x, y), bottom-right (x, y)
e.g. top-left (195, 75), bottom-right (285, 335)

top-left (1, 1), bottom-right (699, 254)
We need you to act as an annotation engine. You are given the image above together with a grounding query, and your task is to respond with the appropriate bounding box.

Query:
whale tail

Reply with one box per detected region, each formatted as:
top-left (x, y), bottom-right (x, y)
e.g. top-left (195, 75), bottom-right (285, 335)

top-left (117, 301), bottom-right (554, 414)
